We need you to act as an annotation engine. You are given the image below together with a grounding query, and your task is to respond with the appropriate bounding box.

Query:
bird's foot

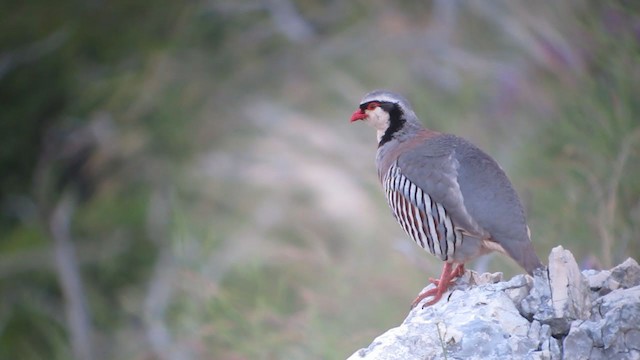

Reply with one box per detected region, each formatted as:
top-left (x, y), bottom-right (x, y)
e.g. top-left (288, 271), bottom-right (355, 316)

top-left (411, 263), bottom-right (465, 308)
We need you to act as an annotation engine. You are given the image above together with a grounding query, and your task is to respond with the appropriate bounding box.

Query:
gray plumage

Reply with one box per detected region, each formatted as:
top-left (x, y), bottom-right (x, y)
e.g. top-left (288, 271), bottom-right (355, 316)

top-left (357, 89), bottom-right (542, 275)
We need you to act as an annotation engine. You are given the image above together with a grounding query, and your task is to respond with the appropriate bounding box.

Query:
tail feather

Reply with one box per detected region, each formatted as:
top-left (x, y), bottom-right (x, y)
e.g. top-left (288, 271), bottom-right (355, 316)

top-left (515, 241), bottom-right (544, 275)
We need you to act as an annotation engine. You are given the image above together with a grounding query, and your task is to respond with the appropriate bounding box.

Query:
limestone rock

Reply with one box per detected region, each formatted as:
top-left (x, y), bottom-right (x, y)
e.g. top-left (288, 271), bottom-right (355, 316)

top-left (348, 272), bottom-right (537, 360)
top-left (610, 258), bottom-right (640, 289)
top-left (348, 250), bottom-right (640, 360)
top-left (533, 246), bottom-right (591, 336)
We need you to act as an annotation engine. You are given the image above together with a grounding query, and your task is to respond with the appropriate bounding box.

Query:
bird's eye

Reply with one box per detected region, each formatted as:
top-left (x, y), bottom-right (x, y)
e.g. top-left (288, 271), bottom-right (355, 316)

top-left (367, 102), bottom-right (380, 111)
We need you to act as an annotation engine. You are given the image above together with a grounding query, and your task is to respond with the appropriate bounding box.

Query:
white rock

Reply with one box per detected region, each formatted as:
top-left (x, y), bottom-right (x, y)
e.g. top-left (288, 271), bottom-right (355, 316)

top-left (548, 246), bottom-right (591, 321)
top-left (349, 274), bottom-right (541, 359)
top-left (349, 252), bottom-right (640, 360)
top-left (583, 269), bottom-right (612, 290)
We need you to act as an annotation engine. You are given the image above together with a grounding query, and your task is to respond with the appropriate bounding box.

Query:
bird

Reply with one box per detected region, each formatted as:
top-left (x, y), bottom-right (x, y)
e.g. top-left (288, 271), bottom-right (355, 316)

top-left (350, 90), bottom-right (543, 308)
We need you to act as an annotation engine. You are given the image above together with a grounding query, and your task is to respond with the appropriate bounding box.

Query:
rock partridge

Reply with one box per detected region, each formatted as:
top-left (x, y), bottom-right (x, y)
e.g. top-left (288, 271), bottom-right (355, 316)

top-left (350, 90), bottom-right (543, 308)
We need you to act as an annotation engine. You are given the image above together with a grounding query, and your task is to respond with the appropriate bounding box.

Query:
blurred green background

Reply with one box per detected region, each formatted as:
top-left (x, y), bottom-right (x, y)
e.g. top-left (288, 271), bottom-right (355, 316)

top-left (1, 1), bottom-right (639, 359)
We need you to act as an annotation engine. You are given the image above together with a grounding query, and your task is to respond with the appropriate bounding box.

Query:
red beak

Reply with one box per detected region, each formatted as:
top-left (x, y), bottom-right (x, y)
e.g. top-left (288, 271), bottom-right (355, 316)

top-left (350, 110), bottom-right (367, 122)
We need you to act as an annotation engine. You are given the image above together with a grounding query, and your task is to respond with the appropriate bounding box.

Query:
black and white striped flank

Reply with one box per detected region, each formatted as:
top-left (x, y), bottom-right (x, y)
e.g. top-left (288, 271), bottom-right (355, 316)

top-left (383, 162), bottom-right (461, 261)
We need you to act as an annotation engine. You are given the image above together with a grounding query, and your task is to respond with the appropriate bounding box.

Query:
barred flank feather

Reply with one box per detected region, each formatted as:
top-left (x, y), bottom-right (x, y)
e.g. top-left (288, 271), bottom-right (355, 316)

top-left (384, 162), bottom-right (460, 261)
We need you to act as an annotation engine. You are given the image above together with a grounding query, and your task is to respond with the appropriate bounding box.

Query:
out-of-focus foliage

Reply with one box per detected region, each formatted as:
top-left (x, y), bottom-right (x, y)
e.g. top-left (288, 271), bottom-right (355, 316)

top-left (0, 0), bottom-right (638, 359)
top-left (521, 2), bottom-right (640, 270)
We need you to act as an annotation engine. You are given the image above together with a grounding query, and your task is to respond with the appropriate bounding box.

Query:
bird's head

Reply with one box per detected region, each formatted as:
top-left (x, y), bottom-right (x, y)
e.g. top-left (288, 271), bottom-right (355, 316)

top-left (350, 90), bottom-right (419, 145)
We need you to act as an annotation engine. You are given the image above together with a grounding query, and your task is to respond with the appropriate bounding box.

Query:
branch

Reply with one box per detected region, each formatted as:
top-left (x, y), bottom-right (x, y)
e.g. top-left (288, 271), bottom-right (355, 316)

top-left (50, 192), bottom-right (94, 360)
top-left (0, 30), bottom-right (68, 81)
top-left (0, 233), bottom-right (127, 278)
top-left (143, 186), bottom-right (189, 359)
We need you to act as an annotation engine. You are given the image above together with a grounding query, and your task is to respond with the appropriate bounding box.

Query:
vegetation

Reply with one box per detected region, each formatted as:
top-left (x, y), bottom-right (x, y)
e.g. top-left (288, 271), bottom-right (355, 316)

top-left (1, 1), bottom-right (638, 359)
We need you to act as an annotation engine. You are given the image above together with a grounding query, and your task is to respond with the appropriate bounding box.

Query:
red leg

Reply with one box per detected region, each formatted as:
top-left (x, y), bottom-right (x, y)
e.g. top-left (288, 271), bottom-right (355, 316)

top-left (452, 263), bottom-right (465, 278)
top-left (411, 262), bottom-right (466, 308)
top-left (427, 264), bottom-right (464, 286)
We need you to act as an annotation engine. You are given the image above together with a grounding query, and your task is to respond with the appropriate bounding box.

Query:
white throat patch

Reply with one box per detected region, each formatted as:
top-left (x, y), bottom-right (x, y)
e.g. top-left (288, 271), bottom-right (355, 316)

top-left (363, 107), bottom-right (390, 143)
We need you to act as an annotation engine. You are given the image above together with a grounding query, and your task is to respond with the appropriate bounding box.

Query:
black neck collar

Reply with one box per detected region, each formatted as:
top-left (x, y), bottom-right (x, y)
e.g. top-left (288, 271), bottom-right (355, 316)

top-left (378, 103), bottom-right (405, 147)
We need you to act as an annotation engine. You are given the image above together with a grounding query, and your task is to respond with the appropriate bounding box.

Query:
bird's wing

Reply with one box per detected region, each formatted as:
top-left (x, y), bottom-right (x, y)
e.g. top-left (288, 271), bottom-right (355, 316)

top-left (451, 137), bottom-right (542, 273)
top-left (394, 139), bottom-right (487, 239)
top-left (397, 134), bottom-right (541, 273)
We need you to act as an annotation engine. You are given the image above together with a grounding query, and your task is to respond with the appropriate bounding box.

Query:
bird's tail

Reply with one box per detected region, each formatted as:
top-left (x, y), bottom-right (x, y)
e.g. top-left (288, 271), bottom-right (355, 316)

top-left (516, 241), bottom-right (544, 275)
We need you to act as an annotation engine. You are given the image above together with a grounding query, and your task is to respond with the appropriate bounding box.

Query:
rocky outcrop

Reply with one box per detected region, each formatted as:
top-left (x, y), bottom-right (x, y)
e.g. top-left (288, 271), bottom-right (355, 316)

top-left (348, 246), bottom-right (640, 360)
